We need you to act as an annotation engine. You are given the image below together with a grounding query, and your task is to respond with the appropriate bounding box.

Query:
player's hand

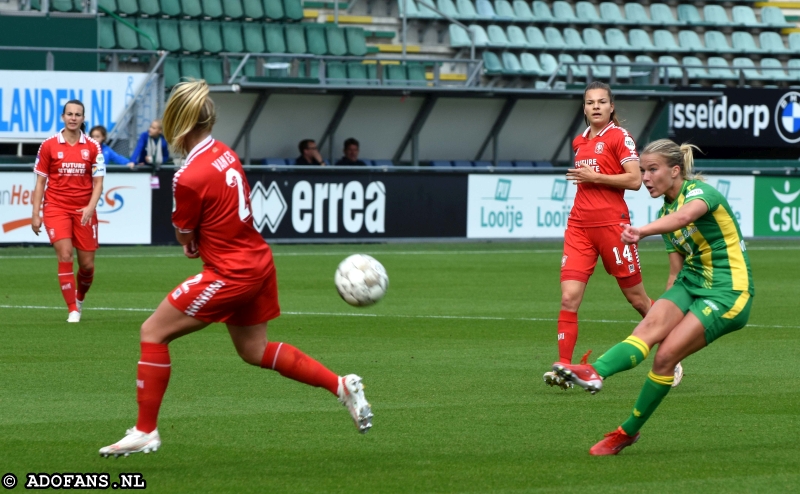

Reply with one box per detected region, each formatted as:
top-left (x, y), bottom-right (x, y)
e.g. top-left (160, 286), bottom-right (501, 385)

top-left (127, 162), bottom-right (136, 169)
top-left (78, 206), bottom-right (95, 226)
top-left (620, 224), bottom-right (641, 244)
top-left (566, 162), bottom-right (599, 184)
top-left (31, 215), bottom-right (42, 236)
top-left (184, 240), bottom-right (200, 259)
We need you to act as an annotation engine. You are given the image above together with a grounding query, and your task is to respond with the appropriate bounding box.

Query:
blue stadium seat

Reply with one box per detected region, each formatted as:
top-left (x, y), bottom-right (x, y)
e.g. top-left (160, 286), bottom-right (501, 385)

top-left (431, 160), bottom-right (454, 167)
top-left (514, 160), bottom-right (534, 167)
top-left (733, 58), bottom-right (765, 81)
top-left (473, 160), bottom-right (494, 167)
top-left (544, 27), bottom-right (566, 50)
top-left (622, 3), bottom-right (651, 25)
top-left (761, 58), bottom-right (791, 82)
top-left (682, 56), bottom-right (711, 80)
top-left (512, 0), bottom-right (534, 21)
top-left (593, 54), bottom-right (613, 79)
top-left (520, 53), bottom-right (543, 75)
top-left (708, 57), bottom-right (737, 80)
top-left (534, 161), bottom-right (553, 168)
top-left (372, 159), bottom-right (395, 167)
top-left (553, 1), bottom-right (579, 24)
top-left (526, 26), bottom-right (547, 49)
top-left (603, 2), bottom-right (630, 24)
top-left (614, 54), bottom-right (632, 79)
top-left (507, 26), bottom-right (529, 48)
top-left (575, 1), bottom-right (601, 23)
top-left (265, 158), bottom-right (287, 165)
top-left (453, 160), bottom-right (473, 167)
top-left (760, 32), bottom-right (790, 55)
top-left (532, 1), bottom-right (554, 23)
top-left (654, 30), bottom-right (683, 52)
top-left (732, 5), bottom-right (761, 27)
top-left (496, 160), bottom-right (515, 167)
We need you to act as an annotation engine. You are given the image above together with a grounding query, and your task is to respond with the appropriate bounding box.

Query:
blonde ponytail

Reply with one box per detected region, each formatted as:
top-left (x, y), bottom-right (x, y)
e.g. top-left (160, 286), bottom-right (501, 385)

top-left (641, 139), bottom-right (704, 182)
top-left (678, 143), bottom-right (702, 181)
top-left (162, 79), bottom-right (216, 156)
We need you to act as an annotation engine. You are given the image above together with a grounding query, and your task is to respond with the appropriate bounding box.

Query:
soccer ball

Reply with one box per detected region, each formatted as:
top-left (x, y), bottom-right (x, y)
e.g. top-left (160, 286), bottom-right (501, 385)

top-left (335, 254), bottom-right (389, 307)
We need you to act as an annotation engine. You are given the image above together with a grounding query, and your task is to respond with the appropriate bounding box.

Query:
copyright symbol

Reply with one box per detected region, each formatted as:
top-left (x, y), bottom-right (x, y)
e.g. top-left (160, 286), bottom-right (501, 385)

top-left (1, 474), bottom-right (16, 489)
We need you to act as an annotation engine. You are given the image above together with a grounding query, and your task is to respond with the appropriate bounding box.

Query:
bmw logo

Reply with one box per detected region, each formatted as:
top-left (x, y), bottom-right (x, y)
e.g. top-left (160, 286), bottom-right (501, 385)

top-left (775, 91), bottom-right (800, 143)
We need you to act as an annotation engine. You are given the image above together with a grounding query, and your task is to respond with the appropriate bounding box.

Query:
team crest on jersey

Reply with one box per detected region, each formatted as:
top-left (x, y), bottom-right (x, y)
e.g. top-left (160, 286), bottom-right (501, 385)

top-left (57, 152), bottom-right (63, 159)
top-left (594, 142), bottom-right (605, 154)
top-left (81, 149), bottom-right (90, 160)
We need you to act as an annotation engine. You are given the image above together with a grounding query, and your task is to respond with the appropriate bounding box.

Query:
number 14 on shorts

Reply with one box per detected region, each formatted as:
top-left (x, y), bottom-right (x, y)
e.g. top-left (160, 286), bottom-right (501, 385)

top-left (612, 245), bottom-right (634, 265)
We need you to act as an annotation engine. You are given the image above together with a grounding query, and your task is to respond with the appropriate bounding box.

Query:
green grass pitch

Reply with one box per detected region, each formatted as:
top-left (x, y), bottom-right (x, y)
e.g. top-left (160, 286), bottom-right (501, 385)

top-left (1, 240), bottom-right (798, 493)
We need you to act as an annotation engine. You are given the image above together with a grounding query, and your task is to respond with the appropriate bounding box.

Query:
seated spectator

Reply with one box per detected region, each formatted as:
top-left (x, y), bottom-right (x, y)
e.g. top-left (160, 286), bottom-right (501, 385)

top-left (130, 119), bottom-right (169, 168)
top-left (295, 139), bottom-right (325, 166)
top-left (89, 125), bottom-right (134, 168)
top-left (334, 138), bottom-right (367, 166)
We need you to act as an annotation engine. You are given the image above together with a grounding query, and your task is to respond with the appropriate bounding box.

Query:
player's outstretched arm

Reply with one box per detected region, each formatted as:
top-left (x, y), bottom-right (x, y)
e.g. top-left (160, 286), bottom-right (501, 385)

top-left (621, 200), bottom-right (708, 244)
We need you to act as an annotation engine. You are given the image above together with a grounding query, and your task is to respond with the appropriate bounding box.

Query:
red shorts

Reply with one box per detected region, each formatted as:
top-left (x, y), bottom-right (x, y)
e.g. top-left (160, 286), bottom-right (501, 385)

top-left (43, 203), bottom-right (99, 251)
top-left (167, 268), bottom-right (281, 326)
top-left (561, 224), bottom-right (642, 288)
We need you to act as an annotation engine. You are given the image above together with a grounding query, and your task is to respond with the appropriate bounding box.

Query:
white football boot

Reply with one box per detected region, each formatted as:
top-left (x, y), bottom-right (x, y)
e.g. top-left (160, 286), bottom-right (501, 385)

top-left (76, 298), bottom-right (83, 313)
top-left (338, 374), bottom-right (373, 433)
top-left (67, 311), bottom-right (81, 323)
top-left (672, 362), bottom-right (684, 388)
top-left (99, 427), bottom-right (161, 458)
top-left (543, 371), bottom-right (573, 390)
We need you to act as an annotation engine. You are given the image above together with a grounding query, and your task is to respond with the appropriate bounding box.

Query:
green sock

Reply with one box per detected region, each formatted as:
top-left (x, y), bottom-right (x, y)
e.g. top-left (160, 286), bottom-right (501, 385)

top-left (620, 371), bottom-right (673, 436)
top-left (592, 335), bottom-right (650, 378)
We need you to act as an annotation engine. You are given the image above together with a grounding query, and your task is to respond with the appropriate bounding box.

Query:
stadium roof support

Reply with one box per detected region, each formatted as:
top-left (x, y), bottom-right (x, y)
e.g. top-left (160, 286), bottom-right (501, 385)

top-left (232, 92), bottom-right (271, 166)
top-left (475, 97), bottom-right (517, 166)
top-left (319, 93), bottom-right (355, 162)
top-left (393, 94), bottom-right (438, 165)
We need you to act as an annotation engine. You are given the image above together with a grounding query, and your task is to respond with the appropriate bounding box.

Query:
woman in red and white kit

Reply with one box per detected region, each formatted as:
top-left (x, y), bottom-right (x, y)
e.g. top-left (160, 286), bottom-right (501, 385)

top-left (99, 80), bottom-right (372, 457)
top-left (31, 100), bottom-right (105, 323)
top-left (543, 82), bottom-right (682, 389)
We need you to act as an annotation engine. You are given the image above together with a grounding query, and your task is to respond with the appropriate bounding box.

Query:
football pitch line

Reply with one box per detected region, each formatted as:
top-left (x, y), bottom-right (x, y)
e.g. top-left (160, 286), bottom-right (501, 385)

top-left (1, 304), bottom-right (797, 330)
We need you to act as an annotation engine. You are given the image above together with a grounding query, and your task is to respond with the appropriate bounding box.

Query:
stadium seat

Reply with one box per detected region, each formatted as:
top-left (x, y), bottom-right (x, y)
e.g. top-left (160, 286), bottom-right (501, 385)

top-left (593, 54), bottom-right (612, 78)
top-left (223, 0), bottom-right (244, 18)
top-left (629, 29), bottom-right (655, 52)
top-left (115, 19), bottom-right (139, 50)
top-left (789, 33), bottom-right (800, 54)
top-left (532, 1), bottom-right (554, 23)
top-left (469, 25), bottom-right (490, 47)
top-left (431, 160), bottom-right (453, 167)
top-left (180, 56), bottom-right (203, 80)
top-left (732, 31), bottom-right (761, 54)
top-left (762, 7), bottom-right (793, 28)
top-left (583, 28), bottom-right (607, 50)
top-left (679, 30), bottom-right (707, 52)
top-left (564, 28), bottom-right (586, 50)
top-left (600, 2), bottom-right (628, 24)
top-left (654, 30), bottom-right (683, 53)
top-left (98, 17), bottom-right (116, 50)
top-left (372, 159), bottom-right (394, 167)
top-left (733, 58), bottom-right (765, 81)
top-left (788, 59), bottom-right (800, 80)
top-left (398, 0), bottom-right (421, 18)
top-left (658, 55), bottom-right (682, 80)
top-left (282, 24), bottom-right (305, 53)
top-left (553, 1), bottom-right (579, 23)
top-left (704, 31), bottom-right (734, 53)
top-left (761, 58), bottom-right (791, 81)
top-left (326, 25), bottom-right (348, 56)
top-left (514, 161), bottom-right (534, 167)
top-left (622, 3), bottom-right (650, 25)
top-left (606, 28), bottom-right (632, 51)
top-left (139, 0), bottom-right (161, 15)
top-left (136, 18), bottom-right (161, 50)
top-left (161, 0), bottom-right (182, 17)
top-left (51, 0), bottom-right (76, 11)
top-left (221, 22), bottom-right (244, 52)
top-left (430, 0), bottom-right (454, 18)
top-left (502, 52), bottom-right (522, 75)
top-left (495, 0), bottom-right (516, 21)
top-left (242, 22), bottom-right (266, 52)
top-left (164, 56), bottom-right (180, 87)
top-left (265, 158), bottom-right (287, 165)
top-left (704, 5), bottom-right (732, 26)
top-left (283, 0), bottom-right (303, 20)
top-left (179, 20), bottom-right (203, 53)
top-left (158, 19), bottom-right (182, 52)
top-left (677, 4), bottom-right (702, 25)
top-left (200, 21), bottom-right (224, 53)
top-left (243, 0), bottom-right (265, 19)
top-left (507, 26), bottom-right (529, 48)
top-left (544, 27), bottom-right (566, 50)
top-left (264, 23), bottom-right (286, 53)
top-left (708, 57), bottom-right (736, 80)
top-left (526, 26), bottom-right (547, 49)
top-left (559, 53), bottom-right (586, 78)
top-left (264, 0), bottom-right (285, 20)
top-left (512, 0), bottom-right (534, 22)
top-left (520, 52), bottom-right (543, 75)
top-left (650, 3), bottom-right (678, 25)
top-left (534, 161), bottom-right (553, 167)
top-left (326, 62), bottom-right (348, 85)
top-left (181, 0), bottom-right (203, 17)
top-left (345, 28), bottom-right (367, 56)
top-left (306, 24), bottom-right (328, 55)
top-left (202, 57), bottom-right (224, 84)
top-left (760, 32), bottom-right (790, 55)
top-left (539, 53), bottom-right (558, 76)
top-left (201, 0), bottom-right (224, 18)
top-left (614, 54), bottom-right (632, 78)
top-left (496, 160), bottom-right (515, 168)
top-left (682, 56), bottom-right (711, 80)
top-left (346, 62), bottom-right (371, 84)
top-left (732, 6), bottom-right (760, 27)
top-left (115, 0), bottom-right (137, 15)
top-left (488, 25), bottom-right (510, 47)
top-left (417, 0), bottom-right (440, 18)
top-left (476, 0), bottom-right (498, 19)
top-left (408, 63), bottom-right (427, 85)
top-left (576, 2), bottom-right (601, 23)
top-left (449, 24), bottom-right (471, 48)
top-left (483, 51), bottom-right (503, 75)
top-left (385, 64), bottom-right (408, 84)
top-left (457, 0), bottom-right (481, 20)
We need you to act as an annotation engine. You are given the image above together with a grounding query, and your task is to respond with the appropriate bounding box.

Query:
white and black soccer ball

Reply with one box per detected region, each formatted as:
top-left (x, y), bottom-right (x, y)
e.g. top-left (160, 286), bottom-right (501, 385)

top-left (335, 254), bottom-right (389, 307)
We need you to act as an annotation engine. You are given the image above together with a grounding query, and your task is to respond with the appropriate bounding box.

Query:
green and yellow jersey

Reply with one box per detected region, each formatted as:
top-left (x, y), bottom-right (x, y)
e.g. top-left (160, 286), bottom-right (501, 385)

top-left (657, 180), bottom-right (754, 296)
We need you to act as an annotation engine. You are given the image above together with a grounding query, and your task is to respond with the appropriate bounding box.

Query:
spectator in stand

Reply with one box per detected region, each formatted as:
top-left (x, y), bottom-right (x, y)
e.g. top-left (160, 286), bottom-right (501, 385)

top-left (295, 139), bottom-right (326, 166)
top-left (89, 126), bottom-right (134, 168)
top-left (130, 119), bottom-right (170, 169)
top-left (335, 138), bottom-right (367, 166)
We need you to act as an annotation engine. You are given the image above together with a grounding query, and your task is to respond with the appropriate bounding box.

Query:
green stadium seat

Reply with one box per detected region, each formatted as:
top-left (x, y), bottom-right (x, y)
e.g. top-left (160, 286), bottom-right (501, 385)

top-left (398, 0), bottom-right (421, 18)
top-left (564, 28), bottom-right (586, 50)
top-left (539, 53), bottom-right (558, 76)
top-left (733, 57), bottom-right (765, 80)
top-left (345, 27), bottom-right (367, 56)
top-left (575, 2), bottom-right (601, 23)
top-left (502, 52), bottom-right (522, 75)
top-left (682, 56), bottom-right (710, 79)
top-left (787, 59), bottom-right (800, 80)
top-left (469, 25), bottom-right (490, 46)
top-left (160, 0), bottom-right (182, 17)
top-left (578, 54), bottom-right (595, 76)
top-left (283, 0), bottom-right (303, 20)
top-left (306, 24), bottom-right (328, 55)
top-left (476, 0), bottom-right (498, 20)
top-left (223, 0), bottom-right (245, 18)
top-left (429, 0), bottom-right (452, 18)
top-left (139, 0), bottom-right (161, 16)
top-left (114, 0), bottom-right (137, 15)
top-left (407, 63), bottom-right (427, 85)
top-left (98, 17), bottom-right (116, 49)
top-left (418, 0), bottom-right (440, 18)
top-left (386, 63), bottom-right (408, 84)
top-left (201, 21), bottom-right (223, 53)
top-left (658, 55), bottom-right (682, 80)
top-left (512, 0), bottom-right (534, 22)
top-left (202, 0), bottom-right (224, 18)
top-left (456, 0), bottom-right (480, 20)
top-left (482, 51), bottom-right (502, 75)
top-left (532, 1), bottom-right (554, 23)
top-left (708, 56), bottom-right (736, 80)
top-left (704, 31), bottom-right (733, 53)
top-left (520, 52), bottom-right (543, 75)
top-left (634, 54), bottom-right (655, 68)
top-left (264, 24), bottom-right (286, 53)
top-left (158, 19), bottom-right (182, 52)
top-left (525, 26), bottom-right (546, 49)
top-left (221, 22), bottom-right (244, 52)
top-left (115, 19), bottom-right (140, 50)
top-left (553, 1), bottom-right (578, 24)
top-left (789, 33), bottom-right (800, 54)
top-left (51, 0), bottom-right (76, 12)
top-left (677, 5), bottom-right (702, 25)
top-left (762, 7), bottom-right (793, 28)
top-left (732, 31), bottom-right (762, 54)
top-left (449, 24), bottom-right (471, 47)
top-left (704, 5), bottom-right (732, 26)
top-left (347, 62), bottom-right (371, 84)
top-left (505, 25), bottom-right (526, 48)
top-left (326, 25), bottom-right (347, 56)
top-left (760, 32), bottom-right (790, 55)
top-left (679, 30), bottom-right (707, 52)
top-left (285, 24), bottom-right (307, 53)
top-left (732, 6), bottom-right (760, 27)
top-left (243, 0), bottom-right (265, 19)
top-left (136, 18), bottom-right (161, 50)
top-left (179, 20), bottom-right (203, 52)
top-left (614, 54), bottom-right (631, 78)
top-left (98, 0), bottom-right (117, 12)
top-left (181, 0), bottom-right (203, 17)
top-left (326, 61), bottom-right (348, 85)
top-left (593, 54), bottom-right (612, 78)
top-left (559, 53), bottom-right (585, 78)
top-left (202, 57), bottom-right (224, 84)
top-left (242, 22), bottom-right (266, 52)
top-left (629, 29), bottom-right (655, 51)
top-left (298, 59), bottom-right (320, 79)
top-left (583, 28), bottom-right (607, 50)
top-left (264, 0), bottom-right (285, 20)
top-left (650, 3), bottom-right (678, 25)
top-left (605, 28), bottom-right (632, 50)
top-left (622, 3), bottom-right (651, 25)
top-left (180, 56), bottom-right (203, 80)
top-left (495, 0), bottom-right (516, 20)
top-left (488, 25), bottom-right (509, 47)
top-left (544, 27), bottom-right (565, 50)
top-left (761, 58), bottom-right (791, 81)
top-left (654, 30), bottom-right (683, 52)
top-left (164, 56), bottom-right (181, 87)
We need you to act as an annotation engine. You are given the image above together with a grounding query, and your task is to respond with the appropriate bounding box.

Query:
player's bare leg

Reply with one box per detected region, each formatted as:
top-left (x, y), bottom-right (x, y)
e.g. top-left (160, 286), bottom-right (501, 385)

top-left (619, 282), bottom-right (652, 318)
top-left (228, 322), bottom-right (373, 433)
top-left (75, 248), bottom-right (96, 315)
top-left (100, 300), bottom-right (208, 457)
top-left (53, 238), bottom-right (80, 322)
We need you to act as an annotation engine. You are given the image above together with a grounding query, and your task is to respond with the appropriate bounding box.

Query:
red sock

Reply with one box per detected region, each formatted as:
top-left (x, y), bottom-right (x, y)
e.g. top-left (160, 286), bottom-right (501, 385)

top-left (136, 342), bottom-right (171, 434)
top-left (557, 310), bottom-right (578, 364)
top-left (261, 342), bottom-right (339, 395)
top-left (651, 299), bottom-right (656, 307)
top-left (77, 267), bottom-right (94, 302)
top-left (58, 261), bottom-right (77, 312)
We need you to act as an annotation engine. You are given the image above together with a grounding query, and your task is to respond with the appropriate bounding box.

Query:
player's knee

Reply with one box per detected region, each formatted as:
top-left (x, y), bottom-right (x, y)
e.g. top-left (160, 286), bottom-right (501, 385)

top-left (560, 292), bottom-right (582, 312)
top-left (56, 253), bottom-right (73, 263)
top-left (79, 260), bottom-right (94, 272)
top-left (652, 348), bottom-right (679, 375)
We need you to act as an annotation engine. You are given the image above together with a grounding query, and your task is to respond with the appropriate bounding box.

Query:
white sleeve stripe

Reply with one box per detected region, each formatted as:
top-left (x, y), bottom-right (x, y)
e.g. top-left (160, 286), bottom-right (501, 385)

top-left (34, 169), bottom-right (48, 177)
top-left (172, 223), bottom-right (194, 233)
top-left (620, 157), bottom-right (639, 165)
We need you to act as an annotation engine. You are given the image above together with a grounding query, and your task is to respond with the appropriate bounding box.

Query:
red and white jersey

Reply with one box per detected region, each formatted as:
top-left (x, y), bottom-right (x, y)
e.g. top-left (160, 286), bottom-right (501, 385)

top-left (172, 136), bottom-right (274, 281)
top-left (34, 130), bottom-right (105, 209)
top-left (569, 122), bottom-right (639, 227)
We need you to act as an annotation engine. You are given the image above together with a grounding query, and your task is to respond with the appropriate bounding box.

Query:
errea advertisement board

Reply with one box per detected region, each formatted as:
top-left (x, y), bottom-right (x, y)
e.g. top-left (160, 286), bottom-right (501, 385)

top-left (0, 172), bottom-right (152, 244)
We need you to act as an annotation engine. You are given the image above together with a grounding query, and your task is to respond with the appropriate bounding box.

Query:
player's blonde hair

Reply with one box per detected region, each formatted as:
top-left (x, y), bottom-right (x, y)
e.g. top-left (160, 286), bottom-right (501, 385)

top-left (641, 139), bottom-right (704, 181)
top-left (162, 80), bottom-right (216, 156)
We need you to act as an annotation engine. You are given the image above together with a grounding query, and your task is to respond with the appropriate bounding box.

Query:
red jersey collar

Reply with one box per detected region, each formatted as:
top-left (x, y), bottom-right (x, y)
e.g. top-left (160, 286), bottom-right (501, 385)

top-left (581, 121), bottom-right (615, 139)
top-left (184, 135), bottom-right (215, 166)
top-left (56, 129), bottom-right (87, 145)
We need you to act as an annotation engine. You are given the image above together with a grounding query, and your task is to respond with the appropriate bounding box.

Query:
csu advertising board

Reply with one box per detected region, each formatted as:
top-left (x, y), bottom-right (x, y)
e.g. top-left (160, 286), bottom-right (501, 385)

top-left (0, 70), bottom-right (147, 140)
top-left (754, 177), bottom-right (800, 236)
top-left (670, 88), bottom-right (800, 147)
